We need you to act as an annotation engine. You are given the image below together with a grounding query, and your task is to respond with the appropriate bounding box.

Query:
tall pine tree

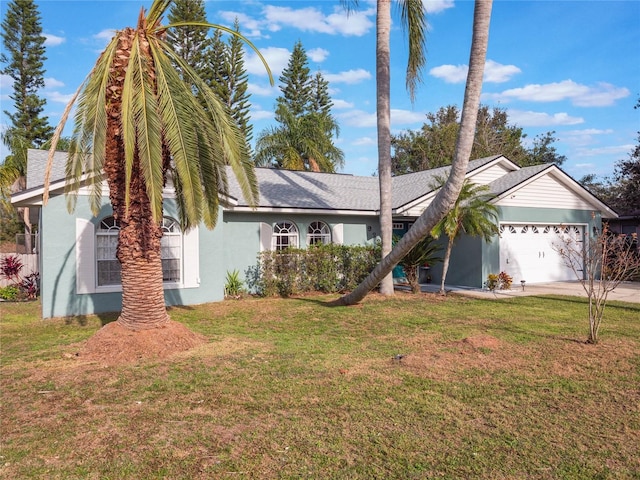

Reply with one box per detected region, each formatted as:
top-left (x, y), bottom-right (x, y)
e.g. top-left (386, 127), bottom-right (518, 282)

top-left (256, 41), bottom-right (343, 172)
top-left (276, 40), bottom-right (312, 120)
top-left (166, 0), bottom-right (209, 74)
top-left (1, 0), bottom-right (52, 246)
top-left (225, 19), bottom-right (253, 154)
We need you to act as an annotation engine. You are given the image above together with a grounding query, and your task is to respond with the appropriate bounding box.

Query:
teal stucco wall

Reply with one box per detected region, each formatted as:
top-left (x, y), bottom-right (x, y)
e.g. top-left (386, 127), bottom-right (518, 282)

top-left (40, 194), bottom-right (225, 319)
top-left (222, 212), bottom-right (379, 289)
top-left (427, 206), bottom-right (602, 289)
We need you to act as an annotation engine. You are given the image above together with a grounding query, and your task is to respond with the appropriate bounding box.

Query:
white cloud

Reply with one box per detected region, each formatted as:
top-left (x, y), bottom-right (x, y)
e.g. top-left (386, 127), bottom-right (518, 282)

top-left (94, 29), bottom-right (116, 44)
top-left (391, 109), bottom-right (426, 125)
top-left (47, 91), bottom-right (75, 104)
top-left (45, 77), bottom-right (65, 89)
top-left (0, 74), bottom-right (12, 94)
top-left (338, 109), bottom-right (376, 128)
top-left (44, 33), bottom-right (65, 47)
top-left (490, 80), bottom-right (630, 107)
top-left (352, 136), bottom-right (376, 146)
top-left (263, 5), bottom-right (374, 37)
top-left (507, 109), bottom-right (584, 127)
top-left (250, 108), bottom-right (274, 121)
top-left (247, 82), bottom-right (278, 97)
top-left (563, 128), bottom-right (614, 147)
top-left (218, 11), bottom-right (264, 38)
top-left (484, 60), bottom-right (521, 83)
top-left (332, 99), bottom-right (355, 110)
top-left (423, 0), bottom-right (455, 14)
top-left (308, 48), bottom-right (329, 63)
top-left (429, 64), bottom-right (467, 84)
top-left (338, 108), bottom-right (424, 128)
top-left (324, 69), bottom-right (372, 84)
top-left (245, 46), bottom-right (290, 77)
top-left (575, 144), bottom-right (635, 157)
top-left (430, 60), bottom-right (521, 84)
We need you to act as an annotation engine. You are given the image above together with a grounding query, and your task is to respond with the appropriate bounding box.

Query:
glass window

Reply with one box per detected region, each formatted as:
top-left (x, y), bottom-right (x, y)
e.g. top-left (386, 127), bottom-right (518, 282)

top-left (96, 217), bottom-right (121, 286)
top-left (96, 216), bottom-right (182, 286)
top-left (307, 221), bottom-right (331, 246)
top-left (161, 217), bottom-right (182, 283)
top-left (272, 221), bottom-right (299, 250)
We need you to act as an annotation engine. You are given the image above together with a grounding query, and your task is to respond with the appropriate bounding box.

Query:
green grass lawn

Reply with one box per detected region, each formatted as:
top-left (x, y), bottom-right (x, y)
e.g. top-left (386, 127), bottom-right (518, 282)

top-left (1, 293), bottom-right (639, 479)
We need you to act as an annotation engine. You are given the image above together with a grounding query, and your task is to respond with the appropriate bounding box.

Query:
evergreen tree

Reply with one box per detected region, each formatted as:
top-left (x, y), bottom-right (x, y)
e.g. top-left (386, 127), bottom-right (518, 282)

top-left (276, 40), bottom-right (312, 119)
top-left (1, 0), bottom-right (52, 155)
top-left (224, 19), bottom-right (253, 153)
top-left (1, 0), bottom-right (52, 248)
top-left (391, 104), bottom-right (566, 174)
top-left (166, 0), bottom-right (209, 74)
top-left (309, 71), bottom-right (333, 116)
top-left (257, 41), bottom-right (342, 172)
top-left (201, 29), bottom-right (227, 100)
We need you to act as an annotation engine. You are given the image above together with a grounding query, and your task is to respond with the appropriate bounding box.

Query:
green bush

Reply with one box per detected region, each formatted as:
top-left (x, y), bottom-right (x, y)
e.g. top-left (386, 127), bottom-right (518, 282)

top-left (252, 243), bottom-right (380, 297)
top-left (224, 270), bottom-right (245, 297)
top-left (0, 285), bottom-right (20, 300)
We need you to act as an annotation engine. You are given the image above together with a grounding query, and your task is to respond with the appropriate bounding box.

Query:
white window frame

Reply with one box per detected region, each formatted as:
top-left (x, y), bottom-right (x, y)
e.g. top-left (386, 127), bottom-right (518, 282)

top-left (272, 221), bottom-right (299, 251)
top-left (307, 221), bottom-right (331, 246)
top-left (75, 216), bottom-right (199, 294)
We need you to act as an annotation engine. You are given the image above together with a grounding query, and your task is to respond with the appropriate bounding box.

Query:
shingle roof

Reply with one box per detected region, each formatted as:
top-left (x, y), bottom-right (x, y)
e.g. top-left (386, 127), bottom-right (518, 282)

top-left (26, 149), bottom-right (66, 190)
top-left (391, 155), bottom-right (501, 208)
top-left (25, 149), bottom-right (503, 212)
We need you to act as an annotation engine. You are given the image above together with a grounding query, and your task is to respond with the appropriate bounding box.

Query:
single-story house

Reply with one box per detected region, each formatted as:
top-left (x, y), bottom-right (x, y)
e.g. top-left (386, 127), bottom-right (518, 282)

top-left (13, 149), bottom-right (617, 318)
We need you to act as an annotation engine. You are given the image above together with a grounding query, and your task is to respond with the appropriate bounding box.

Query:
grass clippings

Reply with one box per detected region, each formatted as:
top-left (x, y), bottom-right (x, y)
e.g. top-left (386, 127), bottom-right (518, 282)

top-left (1, 293), bottom-right (639, 479)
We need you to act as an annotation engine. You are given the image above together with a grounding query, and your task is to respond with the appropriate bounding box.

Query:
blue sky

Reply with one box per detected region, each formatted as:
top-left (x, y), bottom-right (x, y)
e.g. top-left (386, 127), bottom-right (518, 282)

top-left (1, 0), bottom-right (639, 181)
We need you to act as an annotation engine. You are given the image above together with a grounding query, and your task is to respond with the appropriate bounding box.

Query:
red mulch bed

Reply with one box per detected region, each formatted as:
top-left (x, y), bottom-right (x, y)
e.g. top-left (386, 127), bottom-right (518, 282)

top-left (78, 320), bottom-right (207, 365)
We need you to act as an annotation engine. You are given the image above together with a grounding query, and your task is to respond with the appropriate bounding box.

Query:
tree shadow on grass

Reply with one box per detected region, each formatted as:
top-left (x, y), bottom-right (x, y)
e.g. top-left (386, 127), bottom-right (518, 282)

top-left (64, 311), bottom-right (118, 327)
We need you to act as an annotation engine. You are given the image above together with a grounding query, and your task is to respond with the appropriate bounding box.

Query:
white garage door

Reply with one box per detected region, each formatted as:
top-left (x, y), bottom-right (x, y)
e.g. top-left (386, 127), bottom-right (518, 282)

top-left (499, 224), bottom-right (584, 284)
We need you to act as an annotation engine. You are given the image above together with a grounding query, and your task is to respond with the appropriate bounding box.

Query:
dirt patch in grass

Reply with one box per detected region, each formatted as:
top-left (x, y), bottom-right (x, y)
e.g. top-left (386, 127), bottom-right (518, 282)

top-left (76, 320), bottom-right (207, 365)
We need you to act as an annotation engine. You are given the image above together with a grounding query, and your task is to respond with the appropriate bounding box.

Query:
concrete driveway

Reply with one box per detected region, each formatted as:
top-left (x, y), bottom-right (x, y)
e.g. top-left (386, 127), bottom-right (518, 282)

top-left (419, 281), bottom-right (640, 303)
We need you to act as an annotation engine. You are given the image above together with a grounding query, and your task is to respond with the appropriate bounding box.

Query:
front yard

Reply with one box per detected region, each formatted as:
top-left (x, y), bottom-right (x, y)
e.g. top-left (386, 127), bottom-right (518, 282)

top-left (1, 293), bottom-right (639, 479)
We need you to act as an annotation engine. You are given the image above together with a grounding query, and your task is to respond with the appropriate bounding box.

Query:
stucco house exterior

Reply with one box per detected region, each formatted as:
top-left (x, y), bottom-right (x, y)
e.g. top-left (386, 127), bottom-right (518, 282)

top-left (13, 149), bottom-right (617, 319)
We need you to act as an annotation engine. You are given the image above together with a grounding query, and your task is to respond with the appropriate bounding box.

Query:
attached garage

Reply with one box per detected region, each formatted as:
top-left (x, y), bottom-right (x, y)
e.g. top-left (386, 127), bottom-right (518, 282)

top-left (499, 223), bottom-right (585, 284)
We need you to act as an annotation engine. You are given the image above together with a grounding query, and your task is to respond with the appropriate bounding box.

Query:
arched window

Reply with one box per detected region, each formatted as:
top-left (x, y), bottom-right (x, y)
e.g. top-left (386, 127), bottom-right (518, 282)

top-left (96, 216), bottom-right (182, 286)
top-left (96, 217), bottom-right (121, 286)
top-left (161, 217), bottom-right (182, 283)
top-left (307, 221), bottom-right (331, 246)
top-left (272, 221), bottom-right (299, 250)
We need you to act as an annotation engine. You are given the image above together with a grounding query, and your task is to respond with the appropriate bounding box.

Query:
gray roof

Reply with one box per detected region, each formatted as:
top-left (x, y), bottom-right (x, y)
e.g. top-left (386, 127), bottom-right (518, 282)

top-left (391, 155), bottom-right (501, 208)
top-left (25, 149), bottom-right (502, 212)
top-left (26, 149), bottom-right (66, 190)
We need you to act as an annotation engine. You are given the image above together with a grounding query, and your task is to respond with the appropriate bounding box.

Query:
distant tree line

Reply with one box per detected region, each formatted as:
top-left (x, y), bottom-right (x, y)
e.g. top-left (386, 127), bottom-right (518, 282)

top-left (390, 104), bottom-right (566, 175)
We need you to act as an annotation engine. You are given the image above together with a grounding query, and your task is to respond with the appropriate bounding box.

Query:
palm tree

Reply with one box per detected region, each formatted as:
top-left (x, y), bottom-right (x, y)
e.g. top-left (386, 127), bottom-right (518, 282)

top-left (430, 180), bottom-right (499, 294)
top-left (255, 105), bottom-right (344, 172)
top-left (43, 0), bottom-right (271, 330)
top-left (394, 234), bottom-right (442, 294)
top-left (334, 0), bottom-right (493, 306)
top-left (345, 0), bottom-right (427, 295)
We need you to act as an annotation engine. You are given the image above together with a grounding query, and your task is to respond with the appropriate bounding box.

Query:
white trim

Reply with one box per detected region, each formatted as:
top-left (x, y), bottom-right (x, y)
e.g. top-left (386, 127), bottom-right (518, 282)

top-left (227, 206), bottom-right (378, 216)
top-left (259, 222), bottom-right (273, 251)
top-left (182, 226), bottom-right (200, 288)
top-left (76, 218), bottom-right (96, 294)
top-left (332, 223), bottom-right (344, 245)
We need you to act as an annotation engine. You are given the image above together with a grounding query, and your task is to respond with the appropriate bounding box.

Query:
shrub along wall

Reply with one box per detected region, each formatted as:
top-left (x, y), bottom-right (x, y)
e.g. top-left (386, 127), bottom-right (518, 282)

top-left (252, 244), bottom-right (380, 297)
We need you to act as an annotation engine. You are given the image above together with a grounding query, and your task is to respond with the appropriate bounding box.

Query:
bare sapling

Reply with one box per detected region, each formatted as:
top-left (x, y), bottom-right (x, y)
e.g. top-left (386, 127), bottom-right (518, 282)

top-left (553, 225), bottom-right (640, 344)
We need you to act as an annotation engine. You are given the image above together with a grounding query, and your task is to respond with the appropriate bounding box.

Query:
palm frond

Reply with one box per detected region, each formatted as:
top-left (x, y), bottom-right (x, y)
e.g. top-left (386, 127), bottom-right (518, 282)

top-left (130, 34), bottom-right (164, 222)
top-left (399, 0), bottom-right (428, 102)
top-left (151, 43), bottom-right (203, 226)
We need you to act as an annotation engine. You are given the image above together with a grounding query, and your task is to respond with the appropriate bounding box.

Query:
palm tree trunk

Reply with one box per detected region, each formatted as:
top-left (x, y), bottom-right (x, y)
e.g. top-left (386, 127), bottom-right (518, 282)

top-left (103, 30), bottom-right (170, 330)
top-left (439, 236), bottom-right (455, 294)
top-left (333, 0), bottom-right (493, 306)
top-left (376, 0), bottom-right (395, 296)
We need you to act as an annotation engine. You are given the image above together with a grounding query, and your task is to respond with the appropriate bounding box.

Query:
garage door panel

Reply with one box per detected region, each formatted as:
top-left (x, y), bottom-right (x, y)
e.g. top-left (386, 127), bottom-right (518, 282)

top-left (499, 224), bottom-right (583, 284)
